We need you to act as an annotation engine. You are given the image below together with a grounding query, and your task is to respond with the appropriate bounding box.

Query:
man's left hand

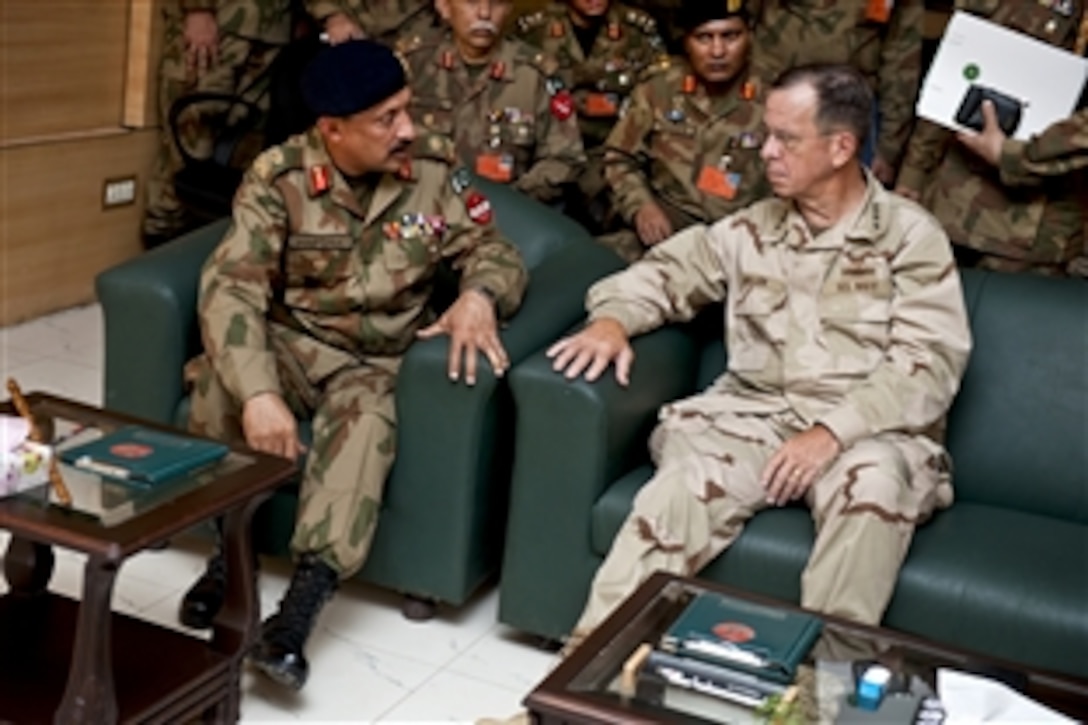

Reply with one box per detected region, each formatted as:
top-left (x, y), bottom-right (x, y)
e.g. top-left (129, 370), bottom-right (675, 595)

top-left (761, 425), bottom-right (843, 507)
top-left (416, 289), bottom-right (509, 386)
top-left (956, 100), bottom-right (1005, 167)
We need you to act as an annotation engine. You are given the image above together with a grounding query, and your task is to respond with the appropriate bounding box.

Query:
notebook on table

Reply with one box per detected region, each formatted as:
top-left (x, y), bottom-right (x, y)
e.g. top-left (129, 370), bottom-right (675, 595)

top-left (59, 425), bottom-right (229, 487)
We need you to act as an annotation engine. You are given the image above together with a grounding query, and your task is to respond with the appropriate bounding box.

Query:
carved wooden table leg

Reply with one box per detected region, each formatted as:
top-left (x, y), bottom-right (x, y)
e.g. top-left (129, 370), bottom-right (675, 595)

top-left (55, 554), bottom-right (119, 725)
top-left (3, 536), bottom-right (55, 595)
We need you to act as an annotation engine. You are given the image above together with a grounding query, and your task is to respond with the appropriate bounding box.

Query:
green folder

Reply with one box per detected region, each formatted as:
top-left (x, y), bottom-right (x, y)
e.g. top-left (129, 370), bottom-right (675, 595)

top-left (660, 591), bottom-right (823, 685)
top-left (59, 425), bottom-right (229, 487)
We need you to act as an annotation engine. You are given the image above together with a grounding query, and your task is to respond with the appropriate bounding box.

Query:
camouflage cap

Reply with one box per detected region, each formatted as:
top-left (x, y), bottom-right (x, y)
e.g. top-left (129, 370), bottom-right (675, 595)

top-left (302, 40), bottom-right (407, 118)
top-left (676, 0), bottom-right (751, 34)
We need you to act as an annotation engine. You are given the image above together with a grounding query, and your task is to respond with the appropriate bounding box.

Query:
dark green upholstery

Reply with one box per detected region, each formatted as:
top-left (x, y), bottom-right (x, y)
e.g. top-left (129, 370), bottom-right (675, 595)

top-left (499, 268), bottom-right (1088, 678)
top-left (96, 179), bottom-right (624, 607)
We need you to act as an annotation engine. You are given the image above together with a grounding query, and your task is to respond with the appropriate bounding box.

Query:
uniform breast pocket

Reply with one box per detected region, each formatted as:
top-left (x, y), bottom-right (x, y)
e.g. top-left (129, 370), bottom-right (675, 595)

top-left (650, 115), bottom-right (697, 160)
top-left (369, 234), bottom-right (442, 307)
top-left (728, 278), bottom-right (788, 372)
top-left (283, 246), bottom-right (358, 314)
top-left (819, 289), bottom-right (893, 372)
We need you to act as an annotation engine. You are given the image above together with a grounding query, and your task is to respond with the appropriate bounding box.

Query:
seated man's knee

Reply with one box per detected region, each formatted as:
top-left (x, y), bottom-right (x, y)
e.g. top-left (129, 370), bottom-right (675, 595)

top-left (824, 440), bottom-right (911, 511)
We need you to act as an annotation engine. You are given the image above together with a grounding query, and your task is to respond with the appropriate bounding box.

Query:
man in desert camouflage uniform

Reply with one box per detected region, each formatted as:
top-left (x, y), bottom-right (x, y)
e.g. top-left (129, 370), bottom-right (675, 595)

top-left (598, 2), bottom-right (769, 262)
top-left (399, 0), bottom-right (587, 204)
top-left (895, 2), bottom-right (1088, 276)
top-left (514, 0), bottom-right (666, 230)
top-left (751, 0), bottom-right (924, 185)
top-left (184, 40), bottom-right (527, 691)
top-left (550, 64), bottom-right (971, 644)
top-left (304, 0), bottom-right (440, 45)
top-left (144, 0), bottom-right (293, 248)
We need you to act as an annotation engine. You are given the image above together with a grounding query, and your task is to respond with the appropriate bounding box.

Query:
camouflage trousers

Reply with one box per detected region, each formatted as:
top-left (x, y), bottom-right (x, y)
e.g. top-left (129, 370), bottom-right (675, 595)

top-left (144, 28), bottom-right (280, 239)
top-left (572, 405), bottom-right (953, 640)
top-left (188, 340), bottom-right (400, 579)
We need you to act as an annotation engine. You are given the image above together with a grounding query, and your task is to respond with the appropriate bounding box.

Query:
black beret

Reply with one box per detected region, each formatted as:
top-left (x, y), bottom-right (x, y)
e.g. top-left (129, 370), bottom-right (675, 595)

top-left (677, 1), bottom-right (750, 34)
top-left (302, 39), bottom-right (407, 118)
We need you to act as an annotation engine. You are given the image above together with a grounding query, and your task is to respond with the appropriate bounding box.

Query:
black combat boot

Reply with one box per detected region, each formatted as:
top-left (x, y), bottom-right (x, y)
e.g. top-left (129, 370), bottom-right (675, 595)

top-left (249, 553), bottom-right (339, 690)
top-left (179, 520), bottom-right (227, 630)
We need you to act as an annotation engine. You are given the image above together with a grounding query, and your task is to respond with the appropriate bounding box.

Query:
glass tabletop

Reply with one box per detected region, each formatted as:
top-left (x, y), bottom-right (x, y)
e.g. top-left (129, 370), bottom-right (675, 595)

top-left (12, 415), bottom-right (255, 528)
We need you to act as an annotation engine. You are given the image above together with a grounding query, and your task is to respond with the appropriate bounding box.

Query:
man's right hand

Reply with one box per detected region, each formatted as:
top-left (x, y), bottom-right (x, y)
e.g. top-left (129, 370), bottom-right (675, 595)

top-left (324, 12), bottom-right (364, 44)
top-left (242, 392), bottom-right (304, 461)
top-left (546, 318), bottom-right (634, 386)
top-left (634, 201), bottom-right (673, 247)
top-left (183, 10), bottom-right (219, 76)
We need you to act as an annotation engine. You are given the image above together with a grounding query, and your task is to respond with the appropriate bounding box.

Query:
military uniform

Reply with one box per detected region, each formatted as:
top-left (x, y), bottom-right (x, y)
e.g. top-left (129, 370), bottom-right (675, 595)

top-left (599, 60), bottom-right (769, 261)
top-left (573, 175), bottom-right (972, 636)
top-left (399, 34), bottom-right (587, 204)
top-left (304, 0), bottom-right (440, 45)
top-left (145, 0), bottom-right (293, 243)
top-left (514, 3), bottom-right (666, 226)
top-left (751, 0), bottom-right (924, 171)
top-left (897, 1), bottom-right (1087, 275)
top-left (626, 0), bottom-right (686, 52)
top-left (190, 130), bottom-right (527, 576)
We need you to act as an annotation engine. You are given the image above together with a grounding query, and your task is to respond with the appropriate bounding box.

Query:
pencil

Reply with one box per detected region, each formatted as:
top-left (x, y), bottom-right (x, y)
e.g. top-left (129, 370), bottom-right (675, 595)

top-left (6, 379), bottom-right (72, 506)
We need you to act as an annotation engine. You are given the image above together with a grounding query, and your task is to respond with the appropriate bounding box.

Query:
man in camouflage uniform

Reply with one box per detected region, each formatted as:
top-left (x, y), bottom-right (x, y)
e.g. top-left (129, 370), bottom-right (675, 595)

top-left (144, 0), bottom-right (293, 248)
top-left (513, 0), bottom-right (666, 231)
top-left (304, 0), bottom-right (440, 45)
top-left (751, 0), bottom-right (924, 185)
top-left (399, 0), bottom-right (587, 204)
top-left (895, 1), bottom-right (1087, 276)
top-left (598, 3), bottom-right (769, 262)
top-left (549, 64), bottom-right (971, 644)
top-left (185, 40), bottom-right (527, 690)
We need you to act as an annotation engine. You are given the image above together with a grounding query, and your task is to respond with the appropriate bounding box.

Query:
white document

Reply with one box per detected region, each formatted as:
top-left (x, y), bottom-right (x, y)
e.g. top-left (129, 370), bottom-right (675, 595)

top-left (938, 669), bottom-right (1076, 723)
top-left (916, 11), bottom-right (1088, 140)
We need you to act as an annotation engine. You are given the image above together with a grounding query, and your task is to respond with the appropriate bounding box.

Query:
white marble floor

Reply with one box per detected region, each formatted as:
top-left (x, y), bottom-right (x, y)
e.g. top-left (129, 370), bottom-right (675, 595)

top-left (0, 303), bottom-right (556, 723)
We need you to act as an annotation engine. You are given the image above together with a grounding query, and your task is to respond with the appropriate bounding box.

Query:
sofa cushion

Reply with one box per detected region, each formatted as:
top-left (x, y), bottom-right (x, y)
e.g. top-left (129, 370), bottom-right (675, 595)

top-left (944, 272), bottom-right (1088, 525)
top-left (887, 503), bottom-right (1088, 677)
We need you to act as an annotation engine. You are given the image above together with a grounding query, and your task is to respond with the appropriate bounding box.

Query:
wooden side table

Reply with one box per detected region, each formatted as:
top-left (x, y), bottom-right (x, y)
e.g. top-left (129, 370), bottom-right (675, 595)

top-left (0, 394), bottom-right (297, 724)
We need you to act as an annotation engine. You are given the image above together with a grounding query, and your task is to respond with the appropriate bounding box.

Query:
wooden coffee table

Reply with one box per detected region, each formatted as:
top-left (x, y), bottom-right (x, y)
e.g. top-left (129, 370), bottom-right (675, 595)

top-left (526, 571), bottom-right (1088, 724)
top-left (0, 393), bottom-right (297, 724)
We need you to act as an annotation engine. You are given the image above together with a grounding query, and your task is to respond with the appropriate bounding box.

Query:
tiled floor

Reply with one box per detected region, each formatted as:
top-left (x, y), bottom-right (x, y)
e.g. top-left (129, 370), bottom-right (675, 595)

top-left (0, 303), bottom-right (556, 723)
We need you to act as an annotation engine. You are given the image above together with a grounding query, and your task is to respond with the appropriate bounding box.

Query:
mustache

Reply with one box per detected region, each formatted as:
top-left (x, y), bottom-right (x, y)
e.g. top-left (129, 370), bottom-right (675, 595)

top-left (390, 139), bottom-right (412, 154)
top-left (469, 20), bottom-right (498, 33)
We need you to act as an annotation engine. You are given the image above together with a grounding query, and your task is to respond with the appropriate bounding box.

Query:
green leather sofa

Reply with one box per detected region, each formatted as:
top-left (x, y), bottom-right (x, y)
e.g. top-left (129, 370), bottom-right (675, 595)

top-left (499, 268), bottom-right (1088, 678)
top-left (95, 179), bottom-right (623, 616)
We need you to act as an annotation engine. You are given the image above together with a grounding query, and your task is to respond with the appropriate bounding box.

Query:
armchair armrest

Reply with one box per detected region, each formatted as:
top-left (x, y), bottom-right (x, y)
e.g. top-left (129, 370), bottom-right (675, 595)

top-left (95, 220), bottom-right (228, 423)
top-left (498, 324), bottom-right (702, 639)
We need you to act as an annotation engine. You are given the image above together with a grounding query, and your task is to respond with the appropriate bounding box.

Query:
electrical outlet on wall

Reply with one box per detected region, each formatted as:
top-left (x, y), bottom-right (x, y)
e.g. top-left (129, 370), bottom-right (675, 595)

top-left (102, 177), bottom-right (137, 208)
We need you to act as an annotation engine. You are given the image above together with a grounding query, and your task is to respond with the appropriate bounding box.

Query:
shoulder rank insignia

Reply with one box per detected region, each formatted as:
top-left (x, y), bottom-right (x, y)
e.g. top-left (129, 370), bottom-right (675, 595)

top-left (308, 164), bottom-right (331, 196)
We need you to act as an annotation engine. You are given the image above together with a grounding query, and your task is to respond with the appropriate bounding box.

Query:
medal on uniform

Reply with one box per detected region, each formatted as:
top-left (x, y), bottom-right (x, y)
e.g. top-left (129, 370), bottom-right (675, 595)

top-left (667, 107), bottom-right (685, 123)
top-left (308, 165), bottom-right (331, 196)
top-left (465, 191), bottom-right (493, 224)
top-left (607, 21), bottom-right (622, 40)
top-left (682, 74), bottom-right (697, 94)
top-left (490, 61), bottom-right (506, 80)
top-left (545, 76), bottom-right (565, 95)
top-left (382, 221), bottom-right (401, 239)
top-left (451, 167), bottom-right (471, 194)
top-left (741, 80), bottom-right (757, 101)
top-left (550, 89), bottom-right (575, 120)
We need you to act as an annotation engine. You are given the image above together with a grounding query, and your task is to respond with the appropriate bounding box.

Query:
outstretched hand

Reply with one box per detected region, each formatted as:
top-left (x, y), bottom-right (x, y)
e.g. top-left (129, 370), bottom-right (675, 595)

top-left (546, 318), bottom-right (634, 386)
top-left (417, 288), bottom-right (508, 386)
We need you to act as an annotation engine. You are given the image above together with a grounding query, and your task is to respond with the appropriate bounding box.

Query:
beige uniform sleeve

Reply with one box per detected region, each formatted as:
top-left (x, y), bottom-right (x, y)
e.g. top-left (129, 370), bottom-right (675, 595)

top-left (603, 81), bottom-right (658, 223)
top-left (817, 214), bottom-right (972, 448)
top-left (587, 224), bottom-right (728, 336)
top-left (198, 169), bottom-right (286, 404)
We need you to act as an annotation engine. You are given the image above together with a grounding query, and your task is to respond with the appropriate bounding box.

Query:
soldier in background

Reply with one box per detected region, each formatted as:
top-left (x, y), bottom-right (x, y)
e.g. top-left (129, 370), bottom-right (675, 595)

top-left (514, 0), bottom-right (666, 231)
top-left (185, 40), bottom-right (527, 690)
top-left (751, 0), bottom-right (924, 185)
top-left (597, 2), bottom-right (768, 262)
top-left (143, 0), bottom-right (294, 248)
top-left (304, 0), bottom-right (441, 45)
top-left (626, 0), bottom-right (685, 52)
top-left (399, 0), bottom-right (586, 204)
top-left (895, 2), bottom-right (1087, 276)
top-left (550, 64), bottom-right (971, 648)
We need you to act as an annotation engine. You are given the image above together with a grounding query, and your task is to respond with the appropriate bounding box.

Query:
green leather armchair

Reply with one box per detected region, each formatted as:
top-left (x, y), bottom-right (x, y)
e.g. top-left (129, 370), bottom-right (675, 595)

top-left (499, 269), bottom-right (1088, 679)
top-left (96, 179), bottom-right (624, 616)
